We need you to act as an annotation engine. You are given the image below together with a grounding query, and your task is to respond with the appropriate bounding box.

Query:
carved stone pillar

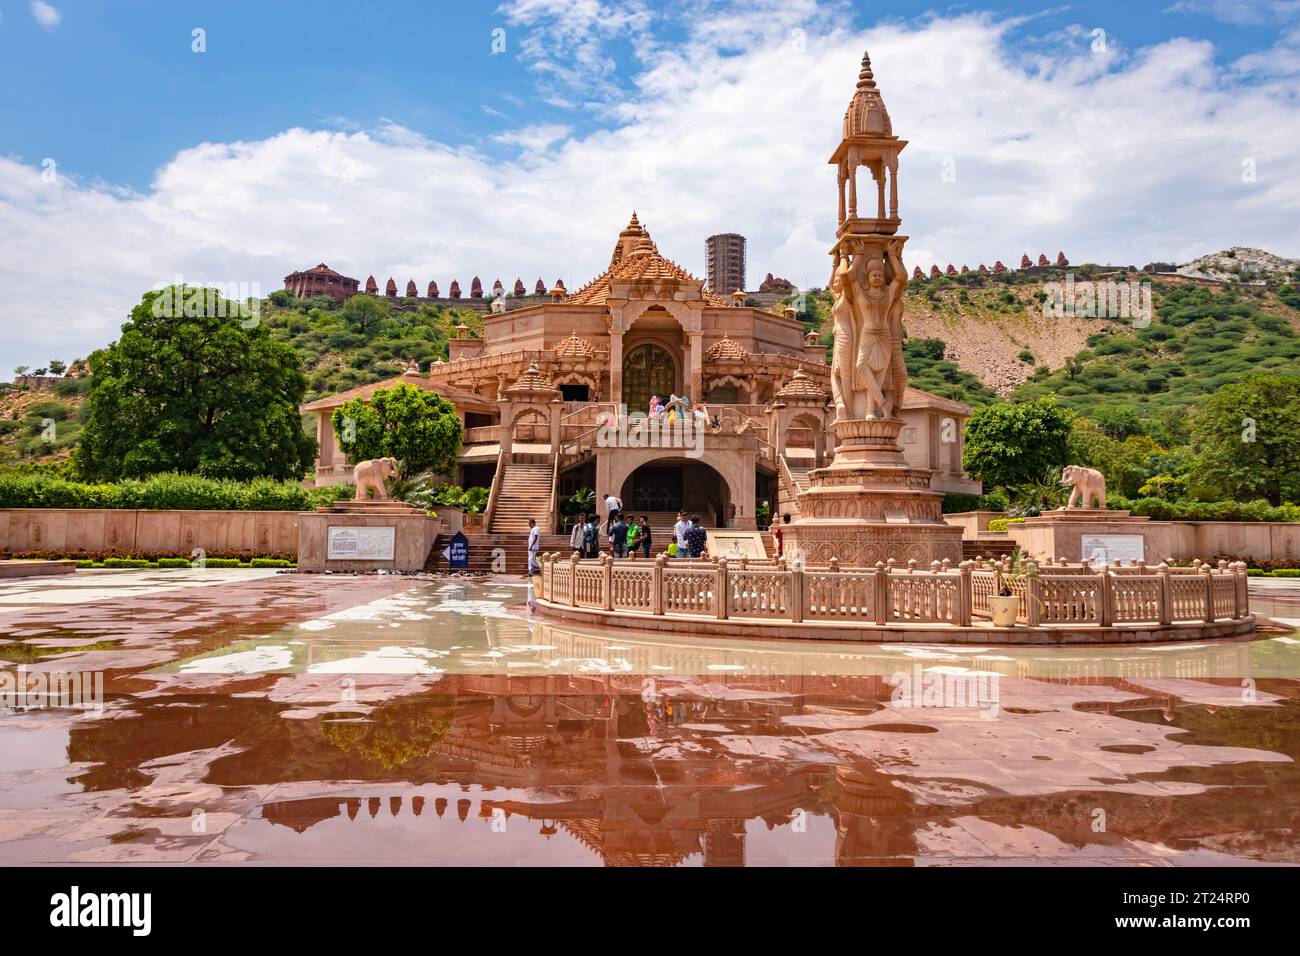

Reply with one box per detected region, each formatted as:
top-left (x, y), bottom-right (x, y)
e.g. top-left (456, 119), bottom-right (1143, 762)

top-left (609, 329), bottom-right (624, 407)
top-left (687, 330), bottom-right (704, 400)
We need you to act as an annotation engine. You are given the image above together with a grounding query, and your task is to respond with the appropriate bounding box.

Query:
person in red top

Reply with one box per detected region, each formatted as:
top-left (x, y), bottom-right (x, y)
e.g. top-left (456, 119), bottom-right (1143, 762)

top-left (774, 513), bottom-right (791, 558)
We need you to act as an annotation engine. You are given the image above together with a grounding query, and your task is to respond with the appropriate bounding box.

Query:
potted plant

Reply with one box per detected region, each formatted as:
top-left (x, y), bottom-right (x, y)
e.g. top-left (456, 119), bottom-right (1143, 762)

top-left (987, 549), bottom-right (1040, 627)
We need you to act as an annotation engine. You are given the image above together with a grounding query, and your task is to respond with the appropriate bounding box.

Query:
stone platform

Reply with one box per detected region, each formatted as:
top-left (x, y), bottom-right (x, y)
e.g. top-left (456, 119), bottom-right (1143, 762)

top-left (784, 417), bottom-right (963, 565)
top-left (0, 559), bottom-right (76, 579)
top-left (297, 500), bottom-right (441, 573)
top-left (1008, 509), bottom-right (1170, 565)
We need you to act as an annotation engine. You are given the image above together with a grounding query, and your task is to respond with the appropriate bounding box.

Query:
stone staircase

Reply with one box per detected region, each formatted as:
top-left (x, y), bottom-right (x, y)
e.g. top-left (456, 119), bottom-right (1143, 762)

top-left (962, 537), bottom-right (1015, 561)
top-left (424, 532), bottom-right (574, 574)
top-left (777, 458), bottom-right (813, 520)
top-left (488, 462), bottom-right (554, 533)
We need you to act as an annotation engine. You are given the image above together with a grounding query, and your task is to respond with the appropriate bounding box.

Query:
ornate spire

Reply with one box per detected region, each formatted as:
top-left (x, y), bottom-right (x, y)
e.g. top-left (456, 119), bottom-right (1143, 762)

top-left (857, 50), bottom-right (877, 91)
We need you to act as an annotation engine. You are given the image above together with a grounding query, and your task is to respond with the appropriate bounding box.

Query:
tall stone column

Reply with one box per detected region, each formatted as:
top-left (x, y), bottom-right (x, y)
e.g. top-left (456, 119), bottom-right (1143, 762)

top-left (609, 329), bottom-right (624, 407)
top-left (686, 330), bottom-right (704, 400)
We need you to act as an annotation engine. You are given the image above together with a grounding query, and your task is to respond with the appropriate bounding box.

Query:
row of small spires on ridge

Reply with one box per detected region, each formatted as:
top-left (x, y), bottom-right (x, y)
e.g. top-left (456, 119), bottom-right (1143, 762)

top-left (365, 275), bottom-right (567, 299)
top-left (912, 251), bottom-right (1070, 279)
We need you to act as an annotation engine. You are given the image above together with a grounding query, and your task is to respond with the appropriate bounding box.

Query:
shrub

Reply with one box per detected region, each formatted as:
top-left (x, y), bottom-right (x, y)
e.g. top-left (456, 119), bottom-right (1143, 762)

top-left (987, 517), bottom-right (1027, 533)
top-left (0, 472), bottom-right (323, 511)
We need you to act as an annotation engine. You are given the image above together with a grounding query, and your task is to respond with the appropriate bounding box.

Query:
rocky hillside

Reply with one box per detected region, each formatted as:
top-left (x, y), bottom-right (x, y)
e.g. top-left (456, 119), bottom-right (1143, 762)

top-left (1177, 247), bottom-right (1300, 284)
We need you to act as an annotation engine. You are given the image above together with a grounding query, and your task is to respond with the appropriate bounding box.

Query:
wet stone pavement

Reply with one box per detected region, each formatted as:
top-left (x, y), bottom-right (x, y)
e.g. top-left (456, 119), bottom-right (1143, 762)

top-left (2, 568), bottom-right (1299, 866)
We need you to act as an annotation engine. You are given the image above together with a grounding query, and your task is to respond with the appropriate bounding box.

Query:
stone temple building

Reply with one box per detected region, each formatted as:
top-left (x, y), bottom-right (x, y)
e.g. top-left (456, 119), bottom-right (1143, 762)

top-left (301, 212), bottom-right (978, 534)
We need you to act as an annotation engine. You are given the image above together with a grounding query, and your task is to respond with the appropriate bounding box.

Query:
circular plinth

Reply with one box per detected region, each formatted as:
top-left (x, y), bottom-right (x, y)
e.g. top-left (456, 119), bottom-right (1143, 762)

top-left (532, 599), bottom-right (1257, 645)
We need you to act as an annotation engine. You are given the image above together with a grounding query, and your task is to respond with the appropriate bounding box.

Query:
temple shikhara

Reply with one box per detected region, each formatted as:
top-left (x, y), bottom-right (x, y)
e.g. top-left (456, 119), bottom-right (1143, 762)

top-left (301, 55), bottom-right (979, 539)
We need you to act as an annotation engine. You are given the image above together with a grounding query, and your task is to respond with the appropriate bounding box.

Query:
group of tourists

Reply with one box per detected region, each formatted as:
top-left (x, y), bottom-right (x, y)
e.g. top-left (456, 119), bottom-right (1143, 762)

top-left (647, 394), bottom-right (715, 431)
top-left (561, 497), bottom-right (710, 561)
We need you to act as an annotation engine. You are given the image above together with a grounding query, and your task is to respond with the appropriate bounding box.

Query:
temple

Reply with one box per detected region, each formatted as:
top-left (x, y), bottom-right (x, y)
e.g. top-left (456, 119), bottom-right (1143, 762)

top-left (302, 206), bottom-right (978, 535)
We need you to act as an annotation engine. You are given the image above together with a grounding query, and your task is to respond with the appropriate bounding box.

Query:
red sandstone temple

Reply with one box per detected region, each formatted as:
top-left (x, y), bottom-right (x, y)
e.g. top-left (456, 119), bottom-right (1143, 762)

top-left (282, 263), bottom-right (360, 302)
top-left (301, 214), bottom-right (979, 535)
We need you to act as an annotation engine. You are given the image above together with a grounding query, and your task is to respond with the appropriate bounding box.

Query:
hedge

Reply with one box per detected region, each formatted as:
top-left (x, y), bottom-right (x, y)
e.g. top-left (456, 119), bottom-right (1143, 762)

top-left (0, 472), bottom-right (352, 511)
top-left (1109, 496), bottom-right (1300, 523)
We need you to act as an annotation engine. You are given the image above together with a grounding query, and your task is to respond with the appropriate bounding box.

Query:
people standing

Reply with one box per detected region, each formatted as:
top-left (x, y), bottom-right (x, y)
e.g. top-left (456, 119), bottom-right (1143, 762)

top-left (570, 512), bottom-right (586, 555)
top-left (624, 515), bottom-right (640, 559)
top-left (526, 518), bottom-right (541, 575)
top-left (685, 515), bottom-right (708, 559)
top-left (637, 514), bottom-right (653, 558)
top-left (610, 513), bottom-right (628, 558)
top-left (672, 511), bottom-right (690, 559)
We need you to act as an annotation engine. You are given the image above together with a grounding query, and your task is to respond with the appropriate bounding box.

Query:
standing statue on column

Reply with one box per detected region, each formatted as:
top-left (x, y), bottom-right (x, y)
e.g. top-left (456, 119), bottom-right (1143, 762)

top-left (831, 238), bottom-right (907, 421)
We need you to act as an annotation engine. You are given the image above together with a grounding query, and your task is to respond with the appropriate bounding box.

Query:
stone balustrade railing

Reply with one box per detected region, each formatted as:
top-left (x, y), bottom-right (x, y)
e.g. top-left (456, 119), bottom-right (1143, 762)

top-left (536, 554), bottom-right (1251, 628)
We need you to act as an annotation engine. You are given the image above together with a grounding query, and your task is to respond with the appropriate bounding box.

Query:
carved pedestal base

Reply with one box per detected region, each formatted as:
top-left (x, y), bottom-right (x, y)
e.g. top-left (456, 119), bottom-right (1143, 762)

top-left (784, 417), bottom-right (963, 566)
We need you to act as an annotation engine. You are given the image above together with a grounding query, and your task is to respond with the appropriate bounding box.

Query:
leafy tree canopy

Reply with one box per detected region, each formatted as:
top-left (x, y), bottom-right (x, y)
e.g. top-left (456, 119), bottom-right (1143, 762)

top-left (1187, 373), bottom-right (1300, 505)
top-left (331, 382), bottom-right (462, 479)
top-left (962, 396), bottom-right (1074, 488)
top-left (74, 287), bottom-right (316, 481)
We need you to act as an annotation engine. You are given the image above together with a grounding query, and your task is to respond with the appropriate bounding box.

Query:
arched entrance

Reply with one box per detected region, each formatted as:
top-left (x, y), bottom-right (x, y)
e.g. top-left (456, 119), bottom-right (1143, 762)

top-left (619, 458), bottom-right (732, 527)
top-left (622, 343), bottom-right (675, 413)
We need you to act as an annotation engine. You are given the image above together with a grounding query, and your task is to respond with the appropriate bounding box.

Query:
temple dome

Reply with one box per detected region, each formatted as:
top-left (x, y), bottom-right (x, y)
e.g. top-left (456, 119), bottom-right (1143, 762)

top-left (705, 334), bottom-right (750, 362)
top-left (504, 362), bottom-right (560, 398)
top-left (842, 50), bottom-right (892, 138)
top-left (554, 332), bottom-right (596, 360)
top-left (774, 368), bottom-right (828, 403)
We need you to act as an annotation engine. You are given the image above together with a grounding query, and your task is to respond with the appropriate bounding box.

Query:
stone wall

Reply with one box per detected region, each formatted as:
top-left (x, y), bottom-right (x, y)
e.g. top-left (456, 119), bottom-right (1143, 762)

top-left (0, 509), bottom-right (301, 556)
top-left (1005, 518), bottom-right (1300, 564)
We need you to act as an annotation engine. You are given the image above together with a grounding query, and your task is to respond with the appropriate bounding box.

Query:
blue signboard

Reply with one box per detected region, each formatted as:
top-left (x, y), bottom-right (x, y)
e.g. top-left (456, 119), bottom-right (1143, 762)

top-left (446, 531), bottom-right (469, 569)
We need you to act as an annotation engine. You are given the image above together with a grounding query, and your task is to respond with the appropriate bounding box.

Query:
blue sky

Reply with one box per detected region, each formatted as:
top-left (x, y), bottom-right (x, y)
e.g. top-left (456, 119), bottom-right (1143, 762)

top-left (3, 0), bottom-right (1300, 369)
top-left (1, 1), bottom-right (1291, 188)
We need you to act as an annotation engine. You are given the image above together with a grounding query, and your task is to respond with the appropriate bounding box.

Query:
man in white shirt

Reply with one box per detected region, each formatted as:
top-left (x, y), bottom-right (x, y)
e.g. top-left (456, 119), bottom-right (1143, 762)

top-left (527, 518), bottom-right (541, 575)
top-left (672, 511), bottom-right (690, 559)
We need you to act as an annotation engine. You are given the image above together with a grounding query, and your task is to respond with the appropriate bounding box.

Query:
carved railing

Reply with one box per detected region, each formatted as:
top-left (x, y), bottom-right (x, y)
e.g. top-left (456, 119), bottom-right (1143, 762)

top-left (481, 448), bottom-right (508, 532)
top-left (535, 554), bottom-right (1251, 630)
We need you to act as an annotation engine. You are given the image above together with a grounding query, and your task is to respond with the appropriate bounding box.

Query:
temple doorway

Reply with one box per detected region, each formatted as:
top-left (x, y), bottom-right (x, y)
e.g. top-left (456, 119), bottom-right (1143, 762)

top-left (622, 343), bottom-right (675, 413)
top-left (619, 459), bottom-right (731, 527)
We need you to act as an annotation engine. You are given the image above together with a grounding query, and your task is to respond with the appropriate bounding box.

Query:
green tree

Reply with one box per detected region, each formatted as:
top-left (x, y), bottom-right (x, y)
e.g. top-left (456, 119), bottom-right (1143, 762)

top-left (332, 382), bottom-right (461, 479)
top-left (341, 294), bottom-right (389, 335)
top-left (963, 396), bottom-right (1074, 489)
top-left (74, 287), bottom-right (317, 481)
top-left (1188, 374), bottom-right (1300, 505)
top-left (1091, 404), bottom-right (1143, 440)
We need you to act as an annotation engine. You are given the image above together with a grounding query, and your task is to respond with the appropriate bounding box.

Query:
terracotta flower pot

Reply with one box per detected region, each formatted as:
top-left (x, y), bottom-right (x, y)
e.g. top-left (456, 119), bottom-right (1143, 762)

top-left (989, 595), bottom-right (1020, 627)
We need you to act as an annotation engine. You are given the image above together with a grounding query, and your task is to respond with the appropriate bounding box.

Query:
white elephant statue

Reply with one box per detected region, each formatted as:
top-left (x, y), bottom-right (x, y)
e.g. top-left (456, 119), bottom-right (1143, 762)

top-left (1060, 464), bottom-right (1107, 510)
top-left (353, 457), bottom-right (399, 501)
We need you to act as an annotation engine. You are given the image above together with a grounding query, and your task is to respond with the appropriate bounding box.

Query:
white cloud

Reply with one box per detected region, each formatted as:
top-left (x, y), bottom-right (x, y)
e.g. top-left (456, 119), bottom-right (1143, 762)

top-left (30, 1), bottom-right (60, 30)
top-left (4, 4), bottom-right (1300, 371)
top-left (1166, 1), bottom-right (1300, 25)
